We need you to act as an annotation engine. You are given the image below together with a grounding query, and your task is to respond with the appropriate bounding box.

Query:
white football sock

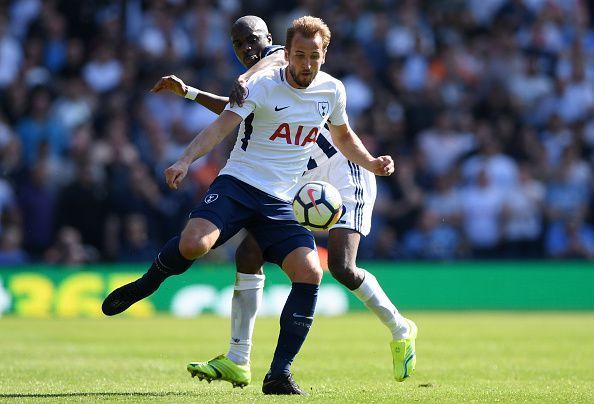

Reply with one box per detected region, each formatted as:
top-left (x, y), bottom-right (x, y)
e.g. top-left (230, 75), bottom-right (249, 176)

top-left (226, 272), bottom-right (264, 366)
top-left (352, 270), bottom-right (409, 340)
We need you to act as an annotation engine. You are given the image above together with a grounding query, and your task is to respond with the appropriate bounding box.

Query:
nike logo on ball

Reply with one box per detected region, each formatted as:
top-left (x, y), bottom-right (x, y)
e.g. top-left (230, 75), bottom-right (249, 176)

top-left (307, 188), bottom-right (321, 214)
top-left (275, 105), bottom-right (289, 111)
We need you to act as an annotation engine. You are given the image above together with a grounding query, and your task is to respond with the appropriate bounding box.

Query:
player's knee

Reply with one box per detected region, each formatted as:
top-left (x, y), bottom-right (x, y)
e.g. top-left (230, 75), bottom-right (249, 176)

top-left (327, 260), bottom-right (363, 290)
top-left (296, 264), bottom-right (323, 284)
top-left (282, 247), bottom-right (323, 284)
top-left (178, 232), bottom-right (211, 260)
top-left (295, 252), bottom-right (323, 284)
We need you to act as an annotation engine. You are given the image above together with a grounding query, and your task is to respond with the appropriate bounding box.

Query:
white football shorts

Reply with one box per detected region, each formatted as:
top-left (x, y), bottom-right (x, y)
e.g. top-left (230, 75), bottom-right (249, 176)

top-left (299, 153), bottom-right (376, 236)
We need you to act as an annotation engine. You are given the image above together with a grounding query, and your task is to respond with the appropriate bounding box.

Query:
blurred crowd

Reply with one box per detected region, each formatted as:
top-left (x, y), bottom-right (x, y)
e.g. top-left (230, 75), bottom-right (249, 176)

top-left (1, 0), bottom-right (594, 266)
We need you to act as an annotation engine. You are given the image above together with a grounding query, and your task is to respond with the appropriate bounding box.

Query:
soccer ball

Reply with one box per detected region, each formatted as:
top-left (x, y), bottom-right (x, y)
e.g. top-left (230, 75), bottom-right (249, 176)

top-left (292, 181), bottom-right (343, 230)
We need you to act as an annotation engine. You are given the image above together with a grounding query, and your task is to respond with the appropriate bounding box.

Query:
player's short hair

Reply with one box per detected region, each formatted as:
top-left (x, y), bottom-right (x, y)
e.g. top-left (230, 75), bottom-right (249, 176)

top-left (286, 16), bottom-right (331, 51)
top-left (232, 15), bottom-right (269, 34)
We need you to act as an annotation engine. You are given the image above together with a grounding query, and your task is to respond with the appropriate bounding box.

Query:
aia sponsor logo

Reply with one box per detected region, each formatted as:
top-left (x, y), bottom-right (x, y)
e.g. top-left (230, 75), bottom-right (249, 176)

top-left (269, 124), bottom-right (319, 146)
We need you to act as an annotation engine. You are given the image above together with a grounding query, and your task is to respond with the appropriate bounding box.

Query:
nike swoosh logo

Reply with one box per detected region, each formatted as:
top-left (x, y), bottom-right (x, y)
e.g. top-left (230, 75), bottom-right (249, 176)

top-left (307, 188), bottom-right (321, 215)
top-left (292, 313), bottom-right (314, 320)
top-left (275, 106), bottom-right (289, 111)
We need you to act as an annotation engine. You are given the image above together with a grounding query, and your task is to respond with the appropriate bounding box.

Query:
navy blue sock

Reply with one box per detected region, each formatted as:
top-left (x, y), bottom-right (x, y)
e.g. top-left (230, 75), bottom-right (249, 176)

top-left (268, 283), bottom-right (318, 378)
top-left (135, 236), bottom-right (194, 294)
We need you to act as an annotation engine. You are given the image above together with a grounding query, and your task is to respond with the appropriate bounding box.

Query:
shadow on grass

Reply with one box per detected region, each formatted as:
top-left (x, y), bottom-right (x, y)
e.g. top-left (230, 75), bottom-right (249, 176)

top-left (0, 392), bottom-right (191, 398)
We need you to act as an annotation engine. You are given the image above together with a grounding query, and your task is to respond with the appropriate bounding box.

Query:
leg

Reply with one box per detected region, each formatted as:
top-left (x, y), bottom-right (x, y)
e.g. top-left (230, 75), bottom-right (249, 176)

top-left (327, 227), bottom-right (416, 381)
top-left (328, 228), bottom-right (408, 337)
top-left (102, 218), bottom-right (219, 315)
top-left (263, 246), bottom-right (322, 395)
top-left (235, 233), bottom-right (265, 275)
top-left (188, 234), bottom-right (266, 387)
top-left (226, 233), bottom-right (265, 364)
top-left (326, 228), bottom-right (365, 289)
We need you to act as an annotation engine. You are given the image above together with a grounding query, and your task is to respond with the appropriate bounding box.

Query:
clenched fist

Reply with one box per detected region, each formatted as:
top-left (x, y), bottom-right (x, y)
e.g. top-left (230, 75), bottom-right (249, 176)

top-left (164, 161), bottom-right (190, 190)
top-left (370, 156), bottom-right (394, 176)
top-left (151, 75), bottom-right (187, 97)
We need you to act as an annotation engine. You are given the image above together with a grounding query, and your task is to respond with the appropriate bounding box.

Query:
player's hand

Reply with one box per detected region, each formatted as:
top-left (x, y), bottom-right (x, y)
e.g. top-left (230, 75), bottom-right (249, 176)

top-left (151, 75), bottom-right (187, 97)
top-left (370, 156), bottom-right (394, 176)
top-left (229, 77), bottom-right (248, 107)
top-left (164, 160), bottom-right (189, 190)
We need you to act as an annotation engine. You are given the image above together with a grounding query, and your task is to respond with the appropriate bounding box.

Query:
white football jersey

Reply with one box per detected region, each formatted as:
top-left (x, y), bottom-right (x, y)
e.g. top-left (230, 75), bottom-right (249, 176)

top-left (307, 127), bottom-right (338, 170)
top-left (221, 67), bottom-right (349, 201)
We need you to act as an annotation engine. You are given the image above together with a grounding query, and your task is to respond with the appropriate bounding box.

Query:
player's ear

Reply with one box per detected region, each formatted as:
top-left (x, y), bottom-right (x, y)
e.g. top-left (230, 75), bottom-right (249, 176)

top-left (284, 48), bottom-right (289, 62)
top-left (320, 48), bottom-right (327, 65)
top-left (266, 33), bottom-right (272, 44)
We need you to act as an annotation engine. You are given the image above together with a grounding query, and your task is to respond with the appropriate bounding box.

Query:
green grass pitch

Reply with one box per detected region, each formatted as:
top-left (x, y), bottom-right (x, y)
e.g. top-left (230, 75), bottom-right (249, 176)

top-left (1, 312), bottom-right (593, 403)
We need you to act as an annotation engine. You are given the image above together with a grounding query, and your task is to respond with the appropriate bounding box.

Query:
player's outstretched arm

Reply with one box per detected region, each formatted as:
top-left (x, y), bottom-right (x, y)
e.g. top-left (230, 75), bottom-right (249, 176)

top-left (328, 122), bottom-right (394, 177)
top-left (230, 51), bottom-right (286, 107)
top-left (151, 74), bottom-right (229, 115)
top-left (165, 110), bottom-right (243, 190)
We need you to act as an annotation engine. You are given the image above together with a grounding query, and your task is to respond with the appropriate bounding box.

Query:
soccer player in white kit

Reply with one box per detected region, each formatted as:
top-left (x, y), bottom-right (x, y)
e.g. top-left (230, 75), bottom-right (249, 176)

top-left (103, 16), bottom-right (401, 395)
top-left (151, 16), bottom-right (417, 387)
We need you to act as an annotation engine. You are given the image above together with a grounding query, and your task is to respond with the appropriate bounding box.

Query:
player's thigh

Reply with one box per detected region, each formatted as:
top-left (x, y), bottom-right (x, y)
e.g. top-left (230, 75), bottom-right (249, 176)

top-left (179, 218), bottom-right (221, 259)
top-left (281, 246), bottom-right (323, 285)
top-left (326, 156), bottom-right (377, 236)
top-left (247, 197), bottom-right (314, 266)
top-left (235, 233), bottom-right (265, 275)
top-left (188, 176), bottom-right (257, 258)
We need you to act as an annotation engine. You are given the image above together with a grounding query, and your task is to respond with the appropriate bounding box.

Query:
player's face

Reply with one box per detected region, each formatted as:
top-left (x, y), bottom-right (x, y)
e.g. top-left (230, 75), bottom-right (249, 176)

top-left (231, 24), bottom-right (272, 69)
top-left (285, 32), bottom-right (326, 88)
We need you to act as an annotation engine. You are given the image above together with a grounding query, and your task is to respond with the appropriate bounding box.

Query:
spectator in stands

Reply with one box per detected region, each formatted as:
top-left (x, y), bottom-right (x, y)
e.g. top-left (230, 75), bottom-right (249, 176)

top-left (0, 176), bottom-right (18, 236)
top-left (501, 163), bottom-right (545, 258)
top-left (0, 13), bottom-right (23, 89)
top-left (460, 169), bottom-right (505, 258)
top-left (461, 122), bottom-right (519, 190)
top-left (417, 110), bottom-right (476, 177)
top-left (16, 158), bottom-right (57, 258)
top-left (117, 213), bottom-right (159, 263)
top-left (44, 226), bottom-right (98, 265)
top-left (545, 143), bottom-right (591, 224)
top-left (401, 209), bottom-right (463, 260)
top-left (55, 160), bottom-right (108, 255)
top-left (423, 172), bottom-right (461, 227)
top-left (15, 85), bottom-right (69, 167)
top-left (82, 42), bottom-right (123, 93)
top-left (0, 225), bottom-right (28, 266)
top-left (545, 214), bottom-right (594, 259)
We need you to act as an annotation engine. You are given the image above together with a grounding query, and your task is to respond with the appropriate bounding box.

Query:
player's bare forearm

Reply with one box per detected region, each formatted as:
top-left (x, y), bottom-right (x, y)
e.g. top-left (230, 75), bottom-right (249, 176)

top-left (151, 74), bottom-right (228, 115)
top-left (328, 123), bottom-right (394, 176)
top-left (179, 111), bottom-right (242, 165)
top-left (165, 111), bottom-right (243, 190)
top-left (194, 91), bottom-right (229, 115)
top-left (230, 52), bottom-right (286, 106)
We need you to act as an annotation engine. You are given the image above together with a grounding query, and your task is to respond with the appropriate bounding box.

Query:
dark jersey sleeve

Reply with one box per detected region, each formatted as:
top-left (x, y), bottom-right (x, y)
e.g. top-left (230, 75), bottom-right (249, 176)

top-left (261, 45), bottom-right (284, 59)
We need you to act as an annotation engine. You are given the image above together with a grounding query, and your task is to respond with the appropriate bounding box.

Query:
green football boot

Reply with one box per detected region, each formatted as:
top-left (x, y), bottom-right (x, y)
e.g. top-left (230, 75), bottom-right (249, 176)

top-left (187, 355), bottom-right (251, 388)
top-left (390, 318), bottom-right (417, 382)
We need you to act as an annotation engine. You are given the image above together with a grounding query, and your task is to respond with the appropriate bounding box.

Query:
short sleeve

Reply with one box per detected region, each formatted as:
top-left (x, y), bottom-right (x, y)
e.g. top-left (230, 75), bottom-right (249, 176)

top-left (328, 80), bottom-right (349, 126)
top-left (224, 76), bottom-right (265, 119)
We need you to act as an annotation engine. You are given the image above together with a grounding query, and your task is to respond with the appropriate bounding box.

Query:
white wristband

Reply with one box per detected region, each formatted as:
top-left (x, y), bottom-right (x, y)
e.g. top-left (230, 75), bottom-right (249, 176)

top-left (184, 86), bottom-right (199, 100)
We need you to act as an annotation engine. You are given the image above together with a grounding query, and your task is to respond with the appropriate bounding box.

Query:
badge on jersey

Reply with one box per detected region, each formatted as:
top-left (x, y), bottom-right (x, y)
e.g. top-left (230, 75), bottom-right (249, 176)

top-left (204, 194), bottom-right (219, 204)
top-left (317, 101), bottom-right (329, 118)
